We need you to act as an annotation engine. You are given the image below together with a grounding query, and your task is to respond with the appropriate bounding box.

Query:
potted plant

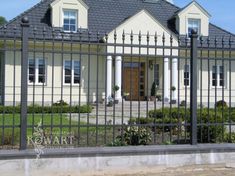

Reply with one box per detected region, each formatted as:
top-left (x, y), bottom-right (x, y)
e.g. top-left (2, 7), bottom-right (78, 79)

top-left (113, 85), bottom-right (120, 104)
top-left (107, 96), bottom-right (113, 107)
top-left (150, 82), bottom-right (157, 101)
top-left (170, 86), bottom-right (176, 104)
top-left (156, 94), bottom-right (162, 102)
top-left (123, 92), bottom-right (129, 100)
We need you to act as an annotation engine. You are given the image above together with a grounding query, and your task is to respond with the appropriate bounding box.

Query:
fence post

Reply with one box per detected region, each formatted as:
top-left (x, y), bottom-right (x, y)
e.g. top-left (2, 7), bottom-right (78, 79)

top-left (20, 17), bottom-right (29, 150)
top-left (190, 30), bottom-right (198, 145)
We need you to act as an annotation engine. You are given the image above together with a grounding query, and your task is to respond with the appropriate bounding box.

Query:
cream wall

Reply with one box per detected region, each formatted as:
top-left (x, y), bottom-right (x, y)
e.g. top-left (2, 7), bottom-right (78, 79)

top-left (4, 50), bottom-right (105, 105)
top-left (107, 10), bottom-right (179, 57)
top-left (176, 2), bottom-right (210, 36)
top-left (51, 0), bottom-right (88, 29)
top-left (178, 59), bottom-right (235, 106)
top-left (3, 50), bottom-right (235, 106)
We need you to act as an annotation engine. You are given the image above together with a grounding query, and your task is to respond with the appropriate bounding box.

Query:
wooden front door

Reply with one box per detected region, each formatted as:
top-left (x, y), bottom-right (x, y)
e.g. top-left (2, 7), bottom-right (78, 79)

top-left (123, 62), bottom-right (145, 101)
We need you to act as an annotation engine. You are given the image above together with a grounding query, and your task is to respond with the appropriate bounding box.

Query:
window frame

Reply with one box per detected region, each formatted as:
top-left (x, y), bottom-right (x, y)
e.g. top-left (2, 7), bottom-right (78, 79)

top-left (63, 9), bottom-right (78, 33)
top-left (154, 64), bottom-right (160, 87)
top-left (187, 18), bottom-right (201, 36)
top-left (183, 64), bottom-right (190, 87)
top-left (28, 58), bottom-right (47, 85)
top-left (63, 60), bottom-right (81, 86)
top-left (211, 65), bottom-right (226, 89)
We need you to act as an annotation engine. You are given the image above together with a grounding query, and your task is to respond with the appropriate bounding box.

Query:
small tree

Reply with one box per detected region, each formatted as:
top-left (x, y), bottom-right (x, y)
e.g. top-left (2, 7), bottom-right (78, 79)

top-left (0, 16), bottom-right (7, 26)
top-left (151, 82), bottom-right (157, 97)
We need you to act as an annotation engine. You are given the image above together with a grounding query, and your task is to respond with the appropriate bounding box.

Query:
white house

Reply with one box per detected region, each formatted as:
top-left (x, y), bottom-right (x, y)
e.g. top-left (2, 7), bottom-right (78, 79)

top-left (0, 0), bottom-right (234, 106)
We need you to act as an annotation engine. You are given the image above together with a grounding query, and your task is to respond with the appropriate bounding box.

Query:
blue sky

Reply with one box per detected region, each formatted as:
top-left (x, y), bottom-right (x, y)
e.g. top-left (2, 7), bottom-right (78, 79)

top-left (0, 0), bottom-right (234, 34)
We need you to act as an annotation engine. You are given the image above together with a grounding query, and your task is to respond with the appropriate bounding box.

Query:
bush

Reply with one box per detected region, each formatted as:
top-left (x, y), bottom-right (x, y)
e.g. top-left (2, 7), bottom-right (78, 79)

top-left (215, 100), bottom-right (228, 109)
top-left (52, 100), bottom-right (68, 106)
top-left (0, 105), bottom-right (92, 114)
top-left (129, 117), bottom-right (181, 133)
top-left (180, 100), bottom-right (186, 107)
top-left (116, 126), bottom-right (152, 145)
top-left (149, 108), bottom-right (190, 120)
top-left (148, 107), bottom-right (226, 143)
top-left (0, 129), bottom-right (20, 146)
top-left (197, 109), bottom-right (225, 143)
top-left (151, 82), bottom-right (157, 97)
top-left (224, 132), bottom-right (235, 143)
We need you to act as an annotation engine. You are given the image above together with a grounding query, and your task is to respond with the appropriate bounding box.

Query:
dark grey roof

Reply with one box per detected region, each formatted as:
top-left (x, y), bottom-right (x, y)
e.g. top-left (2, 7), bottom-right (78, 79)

top-left (0, 0), bottom-right (234, 43)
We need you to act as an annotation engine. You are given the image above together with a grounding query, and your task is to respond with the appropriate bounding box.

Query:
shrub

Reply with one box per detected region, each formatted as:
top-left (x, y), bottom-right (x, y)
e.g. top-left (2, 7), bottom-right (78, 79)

top-left (180, 100), bottom-right (186, 107)
top-left (151, 82), bottom-right (157, 97)
top-left (0, 105), bottom-right (92, 114)
top-left (116, 126), bottom-right (152, 145)
top-left (197, 109), bottom-right (225, 143)
top-left (149, 108), bottom-right (190, 120)
top-left (129, 117), bottom-right (181, 133)
top-left (128, 117), bottom-right (154, 125)
top-left (0, 129), bottom-right (20, 146)
top-left (215, 100), bottom-right (228, 109)
top-left (52, 100), bottom-right (68, 106)
top-left (224, 132), bottom-right (235, 143)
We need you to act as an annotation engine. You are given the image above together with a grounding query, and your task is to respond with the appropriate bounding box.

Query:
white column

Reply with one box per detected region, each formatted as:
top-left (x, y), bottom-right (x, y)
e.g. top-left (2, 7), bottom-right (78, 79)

top-left (164, 58), bottom-right (169, 102)
top-left (106, 56), bottom-right (112, 101)
top-left (172, 58), bottom-right (178, 101)
top-left (115, 56), bottom-right (122, 101)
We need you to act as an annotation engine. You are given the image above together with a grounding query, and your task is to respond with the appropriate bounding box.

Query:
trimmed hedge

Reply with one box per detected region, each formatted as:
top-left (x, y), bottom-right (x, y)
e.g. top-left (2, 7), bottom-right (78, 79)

top-left (148, 108), bottom-right (226, 143)
top-left (129, 117), bottom-right (181, 133)
top-left (197, 109), bottom-right (224, 143)
top-left (0, 105), bottom-right (92, 114)
top-left (149, 108), bottom-right (190, 120)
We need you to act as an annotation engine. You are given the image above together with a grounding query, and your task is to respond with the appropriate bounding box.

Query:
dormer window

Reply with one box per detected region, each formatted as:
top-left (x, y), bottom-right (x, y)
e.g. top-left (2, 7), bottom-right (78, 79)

top-left (63, 10), bottom-right (77, 32)
top-left (188, 19), bottom-right (201, 36)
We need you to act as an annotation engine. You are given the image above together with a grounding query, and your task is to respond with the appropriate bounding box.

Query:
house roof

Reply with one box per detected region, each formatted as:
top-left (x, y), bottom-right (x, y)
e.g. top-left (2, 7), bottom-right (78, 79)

top-left (0, 0), bottom-right (234, 43)
top-left (175, 1), bottom-right (211, 18)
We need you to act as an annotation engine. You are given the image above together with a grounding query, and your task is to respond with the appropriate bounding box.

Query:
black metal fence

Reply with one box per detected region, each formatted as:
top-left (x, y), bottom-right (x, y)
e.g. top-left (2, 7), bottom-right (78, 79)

top-left (0, 18), bottom-right (235, 150)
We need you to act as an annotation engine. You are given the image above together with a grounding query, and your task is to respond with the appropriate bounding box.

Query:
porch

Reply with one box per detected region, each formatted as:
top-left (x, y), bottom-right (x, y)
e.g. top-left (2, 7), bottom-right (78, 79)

top-left (105, 56), bottom-right (179, 103)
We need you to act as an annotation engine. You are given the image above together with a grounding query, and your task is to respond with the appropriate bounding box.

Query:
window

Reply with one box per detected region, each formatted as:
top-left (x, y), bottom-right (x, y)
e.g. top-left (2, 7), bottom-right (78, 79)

top-left (212, 65), bottom-right (225, 87)
top-left (28, 59), bottom-right (46, 84)
top-left (63, 10), bottom-right (77, 32)
top-left (64, 60), bottom-right (81, 85)
top-left (154, 64), bottom-right (159, 86)
top-left (184, 65), bottom-right (190, 86)
top-left (188, 19), bottom-right (200, 36)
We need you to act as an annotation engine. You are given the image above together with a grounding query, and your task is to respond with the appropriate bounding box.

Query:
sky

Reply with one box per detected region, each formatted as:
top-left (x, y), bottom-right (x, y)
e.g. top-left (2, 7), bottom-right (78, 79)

top-left (0, 0), bottom-right (234, 34)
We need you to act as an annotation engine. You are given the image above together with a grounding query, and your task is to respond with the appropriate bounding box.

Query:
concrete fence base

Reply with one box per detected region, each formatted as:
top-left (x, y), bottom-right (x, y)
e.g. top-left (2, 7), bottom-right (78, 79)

top-left (0, 145), bottom-right (235, 176)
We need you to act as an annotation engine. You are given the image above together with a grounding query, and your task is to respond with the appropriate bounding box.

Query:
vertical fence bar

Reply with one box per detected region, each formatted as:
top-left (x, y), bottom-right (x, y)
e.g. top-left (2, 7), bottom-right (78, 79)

top-left (190, 30), bottom-right (198, 145)
top-left (20, 17), bottom-right (29, 150)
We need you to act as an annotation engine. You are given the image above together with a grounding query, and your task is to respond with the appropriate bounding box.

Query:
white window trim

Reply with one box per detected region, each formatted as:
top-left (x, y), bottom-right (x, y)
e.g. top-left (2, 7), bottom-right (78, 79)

top-left (63, 60), bottom-right (81, 86)
top-left (62, 9), bottom-right (78, 33)
top-left (28, 58), bottom-right (47, 85)
top-left (153, 63), bottom-right (160, 87)
top-left (187, 18), bottom-right (201, 36)
top-left (210, 64), bottom-right (227, 89)
top-left (183, 64), bottom-right (190, 87)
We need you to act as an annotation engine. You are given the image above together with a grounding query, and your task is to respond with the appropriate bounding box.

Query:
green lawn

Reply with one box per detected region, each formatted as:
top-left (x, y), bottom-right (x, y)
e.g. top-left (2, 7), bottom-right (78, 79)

top-left (0, 113), bottom-right (114, 147)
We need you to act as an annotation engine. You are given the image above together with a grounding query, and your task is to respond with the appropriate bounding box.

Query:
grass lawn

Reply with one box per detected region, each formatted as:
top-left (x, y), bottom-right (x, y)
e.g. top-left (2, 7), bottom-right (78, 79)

top-left (0, 113), bottom-right (115, 147)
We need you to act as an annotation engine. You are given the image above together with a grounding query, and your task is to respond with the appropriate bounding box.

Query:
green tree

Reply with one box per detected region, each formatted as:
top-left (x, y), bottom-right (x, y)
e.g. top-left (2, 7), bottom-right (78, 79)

top-left (0, 16), bottom-right (7, 26)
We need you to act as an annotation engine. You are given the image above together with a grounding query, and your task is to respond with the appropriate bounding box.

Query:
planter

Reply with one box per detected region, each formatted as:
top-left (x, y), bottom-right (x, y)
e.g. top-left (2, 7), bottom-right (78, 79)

top-left (170, 100), bottom-right (177, 104)
top-left (150, 96), bottom-right (156, 101)
top-left (107, 101), bottom-right (113, 107)
top-left (114, 100), bottom-right (119, 104)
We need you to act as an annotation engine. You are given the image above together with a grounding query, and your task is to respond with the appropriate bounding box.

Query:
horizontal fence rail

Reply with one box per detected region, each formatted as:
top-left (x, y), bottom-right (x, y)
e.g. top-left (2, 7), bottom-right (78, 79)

top-left (0, 18), bottom-right (235, 150)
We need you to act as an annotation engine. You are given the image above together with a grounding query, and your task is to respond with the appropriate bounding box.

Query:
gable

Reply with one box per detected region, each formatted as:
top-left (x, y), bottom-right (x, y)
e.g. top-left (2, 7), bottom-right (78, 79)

top-left (178, 1), bottom-right (211, 18)
top-left (107, 9), bottom-right (178, 56)
top-left (176, 1), bottom-right (210, 36)
top-left (50, 0), bottom-right (88, 29)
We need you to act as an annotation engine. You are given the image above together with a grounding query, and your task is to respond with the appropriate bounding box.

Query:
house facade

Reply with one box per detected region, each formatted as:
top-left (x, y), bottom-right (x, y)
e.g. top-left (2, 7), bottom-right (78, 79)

top-left (0, 0), bottom-right (235, 106)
